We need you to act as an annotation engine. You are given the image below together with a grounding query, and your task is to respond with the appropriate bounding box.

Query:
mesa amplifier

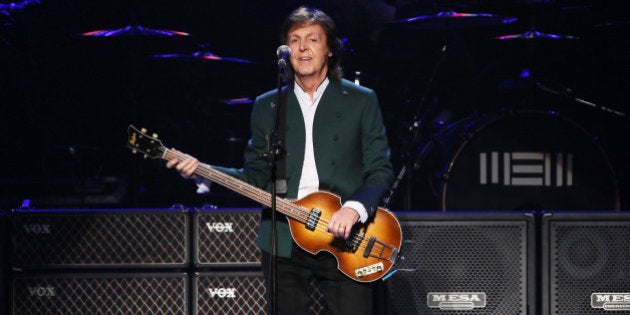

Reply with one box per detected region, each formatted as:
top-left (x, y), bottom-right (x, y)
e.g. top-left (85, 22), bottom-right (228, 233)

top-left (541, 211), bottom-right (630, 315)
top-left (194, 208), bottom-right (261, 267)
top-left (193, 271), bottom-right (329, 314)
top-left (386, 211), bottom-right (535, 315)
top-left (11, 208), bottom-right (189, 269)
top-left (1, 211), bottom-right (8, 315)
top-left (11, 272), bottom-right (188, 315)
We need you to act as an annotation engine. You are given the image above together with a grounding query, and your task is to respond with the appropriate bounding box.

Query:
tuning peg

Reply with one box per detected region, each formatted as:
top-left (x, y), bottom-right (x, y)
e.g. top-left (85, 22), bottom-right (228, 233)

top-left (143, 154), bottom-right (149, 159)
top-left (132, 149), bottom-right (137, 154)
top-left (152, 133), bottom-right (158, 138)
top-left (141, 128), bottom-right (147, 133)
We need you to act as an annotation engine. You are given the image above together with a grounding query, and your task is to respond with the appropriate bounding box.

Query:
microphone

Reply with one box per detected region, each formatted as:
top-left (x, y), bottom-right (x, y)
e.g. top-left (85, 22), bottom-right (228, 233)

top-left (276, 45), bottom-right (291, 69)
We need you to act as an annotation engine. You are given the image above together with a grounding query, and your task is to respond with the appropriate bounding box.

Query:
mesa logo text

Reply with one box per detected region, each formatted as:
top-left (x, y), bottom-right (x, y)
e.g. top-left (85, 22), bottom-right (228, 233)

top-left (427, 292), bottom-right (486, 310)
top-left (592, 293), bottom-right (630, 311)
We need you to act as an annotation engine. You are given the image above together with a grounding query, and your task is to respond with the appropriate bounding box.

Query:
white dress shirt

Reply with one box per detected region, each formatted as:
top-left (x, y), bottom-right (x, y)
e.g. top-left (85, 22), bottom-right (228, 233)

top-left (293, 79), bottom-right (368, 223)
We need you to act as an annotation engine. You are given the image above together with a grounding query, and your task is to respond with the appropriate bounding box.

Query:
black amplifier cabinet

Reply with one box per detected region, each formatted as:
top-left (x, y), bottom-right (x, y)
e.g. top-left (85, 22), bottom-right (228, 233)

top-left (11, 272), bottom-right (188, 315)
top-left (386, 211), bottom-right (536, 315)
top-left (541, 211), bottom-right (630, 315)
top-left (11, 208), bottom-right (189, 269)
top-left (194, 208), bottom-right (262, 267)
top-left (193, 271), bottom-right (328, 315)
top-left (1, 211), bottom-right (8, 315)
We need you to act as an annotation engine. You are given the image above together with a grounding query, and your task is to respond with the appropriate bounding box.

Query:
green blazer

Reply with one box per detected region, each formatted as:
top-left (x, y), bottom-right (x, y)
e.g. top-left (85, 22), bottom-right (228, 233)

top-left (215, 78), bottom-right (394, 257)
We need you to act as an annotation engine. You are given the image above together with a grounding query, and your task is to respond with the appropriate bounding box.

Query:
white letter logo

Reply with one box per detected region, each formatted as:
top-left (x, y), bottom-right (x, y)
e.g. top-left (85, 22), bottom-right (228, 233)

top-left (479, 152), bottom-right (573, 187)
top-left (206, 222), bottom-right (234, 233)
top-left (207, 288), bottom-right (237, 298)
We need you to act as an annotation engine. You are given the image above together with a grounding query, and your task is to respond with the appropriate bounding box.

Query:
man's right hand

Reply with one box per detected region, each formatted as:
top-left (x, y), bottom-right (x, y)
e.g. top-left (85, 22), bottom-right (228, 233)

top-left (165, 149), bottom-right (199, 179)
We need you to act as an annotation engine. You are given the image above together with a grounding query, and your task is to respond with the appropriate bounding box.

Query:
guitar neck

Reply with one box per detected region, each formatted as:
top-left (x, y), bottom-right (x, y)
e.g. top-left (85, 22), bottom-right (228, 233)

top-left (162, 148), bottom-right (309, 224)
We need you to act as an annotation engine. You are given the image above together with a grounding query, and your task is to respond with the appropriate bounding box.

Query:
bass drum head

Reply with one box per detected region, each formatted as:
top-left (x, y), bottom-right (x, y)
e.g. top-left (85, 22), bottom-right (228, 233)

top-left (434, 111), bottom-right (619, 211)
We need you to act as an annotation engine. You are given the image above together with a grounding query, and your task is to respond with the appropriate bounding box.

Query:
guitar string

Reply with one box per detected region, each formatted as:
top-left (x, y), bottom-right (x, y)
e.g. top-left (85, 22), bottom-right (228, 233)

top-left (165, 149), bottom-right (395, 259)
top-left (163, 148), bottom-right (396, 260)
top-left (162, 149), bottom-right (391, 258)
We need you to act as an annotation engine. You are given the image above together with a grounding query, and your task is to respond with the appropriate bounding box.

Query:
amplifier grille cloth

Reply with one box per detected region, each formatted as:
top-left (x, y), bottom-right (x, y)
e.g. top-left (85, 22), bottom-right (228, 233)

top-left (194, 272), bottom-right (328, 314)
top-left (12, 273), bottom-right (187, 315)
top-left (195, 210), bottom-right (261, 266)
top-left (389, 221), bottom-right (528, 314)
top-left (551, 222), bottom-right (630, 314)
top-left (12, 210), bottom-right (188, 268)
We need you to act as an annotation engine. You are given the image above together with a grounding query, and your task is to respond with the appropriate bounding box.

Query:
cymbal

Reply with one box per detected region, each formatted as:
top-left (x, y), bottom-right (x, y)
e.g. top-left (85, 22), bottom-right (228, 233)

top-left (594, 20), bottom-right (630, 28)
top-left (149, 50), bottom-right (258, 64)
top-left (82, 25), bottom-right (190, 37)
top-left (494, 30), bottom-right (579, 41)
top-left (220, 97), bottom-right (254, 105)
top-left (385, 11), bottom-right (517, 29)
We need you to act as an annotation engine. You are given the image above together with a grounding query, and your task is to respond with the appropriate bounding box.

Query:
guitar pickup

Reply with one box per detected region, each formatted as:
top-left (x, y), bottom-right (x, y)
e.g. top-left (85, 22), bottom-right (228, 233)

top-left (346, 230), bottom-right (364, 252)
top-left (305, 208), bottom-right (321, 231)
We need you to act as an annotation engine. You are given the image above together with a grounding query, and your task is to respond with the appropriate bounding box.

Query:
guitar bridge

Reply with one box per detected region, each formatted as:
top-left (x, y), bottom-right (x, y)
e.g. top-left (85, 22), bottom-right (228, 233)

top-left (363, 236), bottom-right (376, 258)
top-left (362, 236), bottom-right (399, 263)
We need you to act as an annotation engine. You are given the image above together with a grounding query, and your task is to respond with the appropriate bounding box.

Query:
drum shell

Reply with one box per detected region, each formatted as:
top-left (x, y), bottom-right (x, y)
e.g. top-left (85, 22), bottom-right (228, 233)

top-left (420, 111), bottom-right (619, 211)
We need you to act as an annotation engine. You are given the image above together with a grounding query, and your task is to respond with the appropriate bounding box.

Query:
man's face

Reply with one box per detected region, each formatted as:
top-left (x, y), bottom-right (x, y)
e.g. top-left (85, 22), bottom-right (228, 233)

top-left (287, 23), bottom-right (332, 81)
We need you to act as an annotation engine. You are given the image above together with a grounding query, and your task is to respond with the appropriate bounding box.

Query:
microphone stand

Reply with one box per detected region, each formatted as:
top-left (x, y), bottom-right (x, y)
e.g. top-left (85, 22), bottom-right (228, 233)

top-left (264, 59), bottom-right (288, 315)
top-left (384, 44), bottom-right (448, 209)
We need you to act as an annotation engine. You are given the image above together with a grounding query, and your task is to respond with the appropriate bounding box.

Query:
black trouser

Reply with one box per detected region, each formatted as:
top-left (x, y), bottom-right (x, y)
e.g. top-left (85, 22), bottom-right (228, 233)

top-left (261, 244), bottom-right (373, 315)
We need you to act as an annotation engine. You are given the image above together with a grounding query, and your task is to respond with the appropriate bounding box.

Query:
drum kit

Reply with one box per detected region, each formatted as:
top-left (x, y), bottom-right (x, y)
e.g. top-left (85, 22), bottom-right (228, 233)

top-left (379, 4), bottom-right (627, 212)
top-left (78, 3), bottom-right (627, 212)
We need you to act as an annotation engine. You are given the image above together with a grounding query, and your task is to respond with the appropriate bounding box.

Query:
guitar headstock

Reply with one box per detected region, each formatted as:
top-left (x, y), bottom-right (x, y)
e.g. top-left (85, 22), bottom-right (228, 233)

top-left (127, 125), bottom-right (166, 159)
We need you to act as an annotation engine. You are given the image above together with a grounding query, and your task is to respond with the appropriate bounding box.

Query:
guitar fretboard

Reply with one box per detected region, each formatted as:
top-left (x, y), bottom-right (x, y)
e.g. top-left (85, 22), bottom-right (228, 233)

top-left (163, 149), bottom-right (310, 224)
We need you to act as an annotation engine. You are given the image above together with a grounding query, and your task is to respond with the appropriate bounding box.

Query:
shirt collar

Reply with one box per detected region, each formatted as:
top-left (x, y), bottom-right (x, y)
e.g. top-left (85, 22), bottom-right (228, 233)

top-left (293, 77), bottom-right (330, 102)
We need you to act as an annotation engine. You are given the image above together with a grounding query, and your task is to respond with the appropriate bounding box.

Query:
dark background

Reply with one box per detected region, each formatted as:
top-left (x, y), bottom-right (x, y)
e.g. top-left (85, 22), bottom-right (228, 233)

top-left (1, 0), bottom-right (628, 211)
